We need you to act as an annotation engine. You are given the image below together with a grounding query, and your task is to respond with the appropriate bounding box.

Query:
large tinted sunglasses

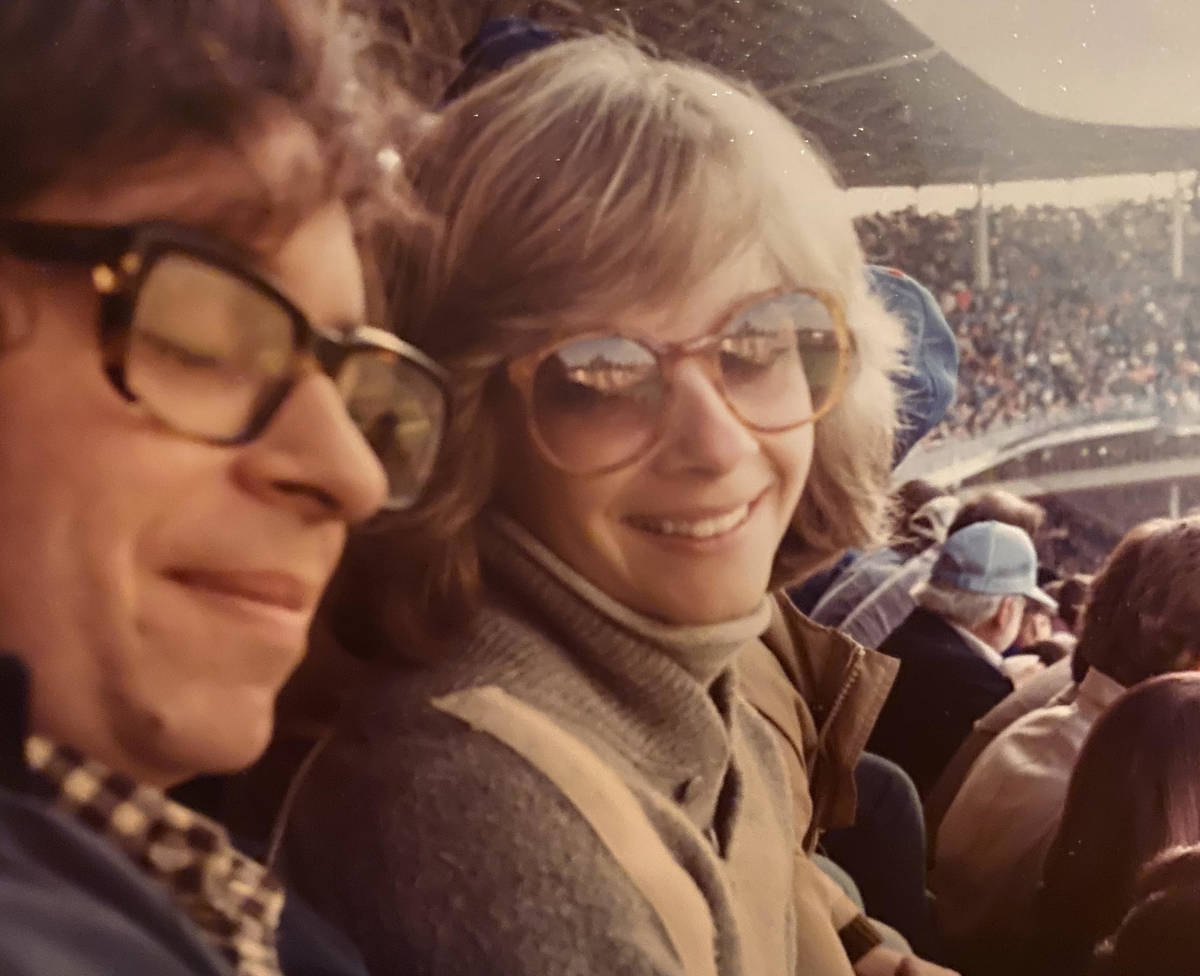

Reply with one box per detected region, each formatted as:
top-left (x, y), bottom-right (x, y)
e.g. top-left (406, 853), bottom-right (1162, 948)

top-left (0, 219), bottom-right (449, 510)
top-left (506, 287), bottom-right (854, 475)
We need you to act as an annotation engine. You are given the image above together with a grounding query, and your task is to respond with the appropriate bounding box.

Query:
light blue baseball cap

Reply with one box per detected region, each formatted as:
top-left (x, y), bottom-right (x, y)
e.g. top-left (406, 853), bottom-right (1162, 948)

top-left (930, 521), bottom-right (1057, 611)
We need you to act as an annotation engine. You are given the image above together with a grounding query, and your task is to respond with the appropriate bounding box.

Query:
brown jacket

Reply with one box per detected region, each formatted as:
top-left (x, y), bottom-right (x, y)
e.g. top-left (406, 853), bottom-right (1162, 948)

top-left (739, 595), bottom-right (900, 974)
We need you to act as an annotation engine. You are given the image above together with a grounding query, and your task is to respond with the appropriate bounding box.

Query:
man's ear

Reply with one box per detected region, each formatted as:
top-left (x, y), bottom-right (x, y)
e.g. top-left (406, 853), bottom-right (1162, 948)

top-left (999, 595), bottom-right (1025, 632)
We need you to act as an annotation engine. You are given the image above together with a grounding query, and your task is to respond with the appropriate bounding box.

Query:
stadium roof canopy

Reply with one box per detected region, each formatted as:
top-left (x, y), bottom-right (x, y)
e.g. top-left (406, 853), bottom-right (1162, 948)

top-left (389, 0), bottom-right (1200, 188)
top-left (602, 0), bottom-right (1200, 187)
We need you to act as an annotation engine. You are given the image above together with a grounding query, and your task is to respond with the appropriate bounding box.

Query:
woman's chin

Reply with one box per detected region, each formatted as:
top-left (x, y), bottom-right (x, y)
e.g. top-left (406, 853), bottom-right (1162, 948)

top-left (626, 578), bottom-right (768, 626)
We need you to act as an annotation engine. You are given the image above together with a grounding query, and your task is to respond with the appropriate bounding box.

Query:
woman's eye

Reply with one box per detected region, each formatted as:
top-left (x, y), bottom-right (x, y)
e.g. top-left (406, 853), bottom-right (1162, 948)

top-left (719, 338), bottom-right (790, 377)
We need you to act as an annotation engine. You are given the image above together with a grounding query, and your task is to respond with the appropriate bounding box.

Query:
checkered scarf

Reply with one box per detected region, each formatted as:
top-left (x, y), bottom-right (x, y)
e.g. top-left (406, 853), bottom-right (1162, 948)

top-left (25, 735), bottom-right (285, 976)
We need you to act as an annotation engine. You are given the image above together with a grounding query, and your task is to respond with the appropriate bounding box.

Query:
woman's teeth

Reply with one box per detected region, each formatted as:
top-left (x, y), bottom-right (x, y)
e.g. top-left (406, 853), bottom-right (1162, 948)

top-left (631, 503), bottom-right (751, 539)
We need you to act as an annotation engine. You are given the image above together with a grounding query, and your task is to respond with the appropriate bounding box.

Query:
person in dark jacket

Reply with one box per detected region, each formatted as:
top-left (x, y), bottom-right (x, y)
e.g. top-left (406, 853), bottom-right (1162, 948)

top-left (867, 521), bottom-right (1056, 797)
top-left (0, 3), bottom-right (448, 973)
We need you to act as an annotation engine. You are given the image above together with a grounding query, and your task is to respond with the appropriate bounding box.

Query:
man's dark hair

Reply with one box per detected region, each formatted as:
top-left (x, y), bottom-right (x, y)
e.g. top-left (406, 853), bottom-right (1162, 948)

top-left (1077, 518), bottom-right (1200, 687)
top-left (1047, 573), bottom-right (1091, 634)
top-left (948, 488), bottom-right (1045, 540)
top-left (0, 0), bottom-right (406, 225)
top-left (893, 478), bottom-right (947, 527)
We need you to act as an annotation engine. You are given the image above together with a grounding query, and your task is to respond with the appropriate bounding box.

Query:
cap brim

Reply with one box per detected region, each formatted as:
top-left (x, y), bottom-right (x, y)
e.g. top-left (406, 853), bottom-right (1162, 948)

top-left (1024, 587), bottom-right (1059, 613)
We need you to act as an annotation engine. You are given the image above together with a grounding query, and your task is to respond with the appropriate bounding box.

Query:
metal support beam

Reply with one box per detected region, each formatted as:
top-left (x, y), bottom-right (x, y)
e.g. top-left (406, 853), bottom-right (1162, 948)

top-left (1169, 480), bottom-right (1181, 518)
top-left (974, 178), bottom-right (991, 291)
top-left (763, 45), bottom-right (941, 99)
top-left (1173, 171), bottom-right (1186, 282)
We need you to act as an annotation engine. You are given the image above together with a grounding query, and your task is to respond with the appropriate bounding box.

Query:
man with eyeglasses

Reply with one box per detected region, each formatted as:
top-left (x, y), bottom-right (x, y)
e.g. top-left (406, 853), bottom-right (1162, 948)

top-left (0, 2), bottom-right (446, 974)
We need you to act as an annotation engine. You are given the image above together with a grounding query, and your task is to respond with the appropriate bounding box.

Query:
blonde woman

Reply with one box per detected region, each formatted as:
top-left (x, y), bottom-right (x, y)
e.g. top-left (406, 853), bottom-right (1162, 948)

top-left (279, 36), bottom-right (946, 976)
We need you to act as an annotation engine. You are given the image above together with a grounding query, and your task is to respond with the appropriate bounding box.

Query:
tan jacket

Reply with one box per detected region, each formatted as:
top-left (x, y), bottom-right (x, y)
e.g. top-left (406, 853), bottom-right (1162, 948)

top-left (739, 595), bottom-right (900, 975)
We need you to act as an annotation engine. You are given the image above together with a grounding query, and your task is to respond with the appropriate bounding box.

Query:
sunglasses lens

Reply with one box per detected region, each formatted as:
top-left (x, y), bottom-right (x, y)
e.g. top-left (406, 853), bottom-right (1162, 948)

top-left (530, 335), bottom-right (663, 472)
top-left (335, 349), bottom-right (447, 510)
top-left (124, 253), bottom-right (294, 439)
top-left (716, 291), bottom-right (844, 429)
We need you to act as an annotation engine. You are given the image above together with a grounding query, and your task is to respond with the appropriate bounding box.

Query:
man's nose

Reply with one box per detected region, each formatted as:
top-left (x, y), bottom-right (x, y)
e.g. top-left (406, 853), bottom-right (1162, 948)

top-left (231, 371), bottom-right (388, 524)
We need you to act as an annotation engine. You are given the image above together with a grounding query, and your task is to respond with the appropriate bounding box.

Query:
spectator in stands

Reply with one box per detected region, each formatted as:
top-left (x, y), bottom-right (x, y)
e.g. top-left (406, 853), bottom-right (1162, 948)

top-left (276, 35), bottom-right (955, 976)
top-left (1091, 845), bottom-right (1200, 976)
top-left (809, 488), bottom-right (1044, 656)
top-left (946, 488), bottom-right (1045, 541)
top-left (1030, 673), bottom-right (1200, 976)
top-left (806, 485), bottom-right (958, 648)
top-left (867, 521), bottom-right (1057, 796)
top-left (924, 572), bottom-right (1093, 842)
top-left (790, 264), bottom-right (960, 617)
top-left (930, 517), bottom-right (1200, 971)
top-left (924, 652), bottom-right (1078, 848)
top-left (0, 2), bottom-right (449, 973)
top-left (1048, 572), bottom-right (1092, 636)
top-left (859, 198), bottom-right (1200, 445)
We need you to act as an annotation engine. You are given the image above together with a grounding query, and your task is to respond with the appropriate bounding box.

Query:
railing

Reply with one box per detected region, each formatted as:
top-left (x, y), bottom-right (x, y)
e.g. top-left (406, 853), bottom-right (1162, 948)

top-left (894, 397), bottom-right (1168, 485)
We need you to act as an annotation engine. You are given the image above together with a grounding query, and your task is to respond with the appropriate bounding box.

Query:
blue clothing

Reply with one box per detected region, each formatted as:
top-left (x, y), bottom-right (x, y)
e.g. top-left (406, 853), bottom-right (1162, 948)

top-left (0, 656), bottom-right (368, 976)
top-left (788, 551), bottom-right (859, 615)
top-left (821, 754), bottom-right (936, 958)
top-left (811, 548), bottom-right (941, 651)
top-left (867, 267), bottom-right (959, 464)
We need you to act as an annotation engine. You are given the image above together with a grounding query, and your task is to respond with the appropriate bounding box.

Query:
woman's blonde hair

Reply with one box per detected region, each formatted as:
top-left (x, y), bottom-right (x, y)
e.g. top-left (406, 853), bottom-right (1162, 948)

top-left (339, 35), bottom-right (901, 652)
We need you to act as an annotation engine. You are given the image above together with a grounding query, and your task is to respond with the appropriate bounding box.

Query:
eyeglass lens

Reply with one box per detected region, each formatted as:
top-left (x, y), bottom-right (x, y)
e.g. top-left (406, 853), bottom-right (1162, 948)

top-left (333, 350), bottom-right (446, 510)
top-left (528, 291), bottom-right (842, 472)
top-left (124, 252), bottom-right (443, 508)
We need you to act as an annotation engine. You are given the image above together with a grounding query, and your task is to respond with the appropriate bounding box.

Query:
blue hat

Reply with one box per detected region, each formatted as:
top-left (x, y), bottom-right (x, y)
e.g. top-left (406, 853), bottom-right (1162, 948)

top-left (442, 18), bottom-right (558, 102)
top-left (866, 266), bottom-right (959, 464)
top-left (930, 521), bottom-right (1057, 611)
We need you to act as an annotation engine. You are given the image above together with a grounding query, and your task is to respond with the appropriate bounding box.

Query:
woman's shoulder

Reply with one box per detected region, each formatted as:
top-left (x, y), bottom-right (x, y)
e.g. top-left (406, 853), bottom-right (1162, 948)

top-left (281, 661), bottom-right (689, 976)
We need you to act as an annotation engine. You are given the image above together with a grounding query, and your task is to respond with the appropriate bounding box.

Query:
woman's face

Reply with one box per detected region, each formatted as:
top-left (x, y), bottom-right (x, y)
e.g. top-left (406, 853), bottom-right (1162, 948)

top-left (497, 250), bottom-right (815, 625)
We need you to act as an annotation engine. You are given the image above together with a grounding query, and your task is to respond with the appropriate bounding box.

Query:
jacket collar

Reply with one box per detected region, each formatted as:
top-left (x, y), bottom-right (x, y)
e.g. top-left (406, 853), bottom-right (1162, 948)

top-left (1076, 667), bottom-right (1126, 714)
top-left (755, 596), bottom-right (898, 841)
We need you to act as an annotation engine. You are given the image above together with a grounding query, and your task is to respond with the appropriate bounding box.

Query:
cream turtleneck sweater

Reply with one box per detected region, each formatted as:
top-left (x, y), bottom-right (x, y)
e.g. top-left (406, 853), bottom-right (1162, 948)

top-left (283, 515), bottom-right (797, 976)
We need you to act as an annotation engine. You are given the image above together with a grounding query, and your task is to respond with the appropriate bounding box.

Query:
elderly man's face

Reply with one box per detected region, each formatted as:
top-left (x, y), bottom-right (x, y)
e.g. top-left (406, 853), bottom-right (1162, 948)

top-left (0, 119), bottom-right (387, 786)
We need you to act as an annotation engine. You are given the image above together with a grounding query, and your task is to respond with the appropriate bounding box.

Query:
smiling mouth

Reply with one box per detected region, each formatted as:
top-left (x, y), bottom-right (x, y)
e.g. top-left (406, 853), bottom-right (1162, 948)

top-left (626, 498), bottom-right (758, 540)
top-left (166, 569), bottom-right (312, 613)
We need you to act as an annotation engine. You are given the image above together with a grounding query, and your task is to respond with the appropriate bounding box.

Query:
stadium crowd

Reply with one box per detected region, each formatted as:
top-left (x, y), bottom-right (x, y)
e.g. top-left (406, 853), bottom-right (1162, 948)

top-left (3, 5), bottom-right (1200, 976)
top-left (857, 199), bottom-right (1200, 440)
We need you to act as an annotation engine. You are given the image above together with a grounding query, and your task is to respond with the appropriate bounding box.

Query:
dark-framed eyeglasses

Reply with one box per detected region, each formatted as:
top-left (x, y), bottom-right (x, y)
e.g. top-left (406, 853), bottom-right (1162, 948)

top-left (505, 287), bottom-right (854, 475)
top-left (0, 219), bottom-right (449, 510)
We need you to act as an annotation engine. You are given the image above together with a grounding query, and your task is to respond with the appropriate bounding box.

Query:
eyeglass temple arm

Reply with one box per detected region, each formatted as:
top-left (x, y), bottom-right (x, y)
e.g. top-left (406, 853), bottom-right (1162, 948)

top-left (0, 221), bottom-right (134, 265)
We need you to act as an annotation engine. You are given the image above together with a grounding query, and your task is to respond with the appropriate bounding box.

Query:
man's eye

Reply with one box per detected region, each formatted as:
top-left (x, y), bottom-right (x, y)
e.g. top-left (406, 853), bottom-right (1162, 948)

top-left (138, 330), bottom-right (226, 369)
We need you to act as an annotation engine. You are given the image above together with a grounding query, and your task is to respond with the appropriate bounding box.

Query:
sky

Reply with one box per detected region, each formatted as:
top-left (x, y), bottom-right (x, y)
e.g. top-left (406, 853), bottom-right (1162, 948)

top-left (845, 0), bottom-right (1200, 212)
top-left (845, 170), bottom-right (1195, 216)
top-left (888, 0), bottom-right (1200, 127)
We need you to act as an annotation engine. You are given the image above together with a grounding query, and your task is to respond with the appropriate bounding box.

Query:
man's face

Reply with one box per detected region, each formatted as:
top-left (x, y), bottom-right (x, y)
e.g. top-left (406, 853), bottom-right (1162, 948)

top-left (1017, 605), bottom-right (1054, 648)
top-left (0, 121), bottom-right (387, 786)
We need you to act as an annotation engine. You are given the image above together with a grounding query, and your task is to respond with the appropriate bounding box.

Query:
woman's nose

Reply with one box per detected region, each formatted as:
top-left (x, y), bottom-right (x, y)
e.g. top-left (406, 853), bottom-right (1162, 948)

top-left (653, 358), bottom-right (759, 474)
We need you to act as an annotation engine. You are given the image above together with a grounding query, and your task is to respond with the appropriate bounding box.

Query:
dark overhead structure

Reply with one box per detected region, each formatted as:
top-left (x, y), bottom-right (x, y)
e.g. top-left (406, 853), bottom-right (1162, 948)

top-left (379, 0), bottom-right (1200, 188)
top-left (571, 0), bottom-right (1200, 187)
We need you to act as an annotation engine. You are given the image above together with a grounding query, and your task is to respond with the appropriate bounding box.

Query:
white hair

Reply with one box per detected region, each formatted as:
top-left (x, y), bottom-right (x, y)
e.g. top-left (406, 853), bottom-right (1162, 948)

top-left (915, 580), bottom-right (1008, 630)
